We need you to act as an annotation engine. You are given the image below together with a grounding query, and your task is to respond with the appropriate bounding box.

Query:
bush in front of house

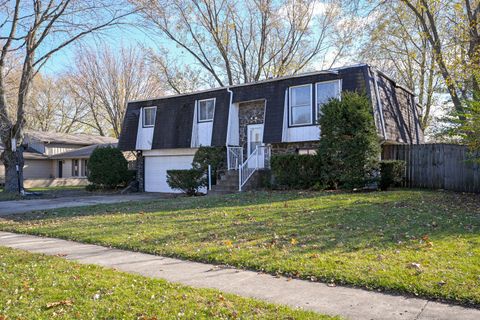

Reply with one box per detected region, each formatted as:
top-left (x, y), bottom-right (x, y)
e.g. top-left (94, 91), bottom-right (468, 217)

top-left (271, 154), bottom-right (322, 189)
top-left (192, 146), bottom-right (227, 184)
top-left (166, 169), bottom-right (206, 196)
top-left (317, 92), bottom-right (381, 190)
top-left (379, 160), bottom-right (405, 190)
top-left (87, 146), bottom-right (131, 189)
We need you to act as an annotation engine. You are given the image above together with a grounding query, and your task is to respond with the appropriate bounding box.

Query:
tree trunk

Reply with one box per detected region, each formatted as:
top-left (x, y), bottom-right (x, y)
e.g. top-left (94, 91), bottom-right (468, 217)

top-left (1, 147), bottom-right (24, 193)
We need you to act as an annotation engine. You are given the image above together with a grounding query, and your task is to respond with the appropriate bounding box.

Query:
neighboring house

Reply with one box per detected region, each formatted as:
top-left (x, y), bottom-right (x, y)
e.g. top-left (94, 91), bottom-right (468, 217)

top-left (118, 64), bottom-right (424, 193)
top-left (0, 131), bottom-right (117, 188)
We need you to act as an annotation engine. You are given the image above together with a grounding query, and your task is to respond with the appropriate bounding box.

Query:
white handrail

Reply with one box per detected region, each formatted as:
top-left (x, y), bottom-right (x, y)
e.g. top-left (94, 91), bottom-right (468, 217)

top-left (227, 146), bottom-right (243, 170)
top-left (238, 145), bottom-right (271, 191)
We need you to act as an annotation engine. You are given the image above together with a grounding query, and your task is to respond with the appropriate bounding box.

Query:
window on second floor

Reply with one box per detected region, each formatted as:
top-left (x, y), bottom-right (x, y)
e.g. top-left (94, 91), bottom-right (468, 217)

top-left (143, 106), bottom-right (157, 127)
top-left (316, 80), bottom-right (342, 118)
top-left (289, 84), bottom-right (312, 126)
top-left (198, 98), bottom-right (215, 122)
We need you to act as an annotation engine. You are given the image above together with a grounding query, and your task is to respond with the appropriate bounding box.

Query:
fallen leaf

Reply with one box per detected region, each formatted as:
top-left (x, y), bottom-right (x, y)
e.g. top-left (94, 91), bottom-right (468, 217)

top-left (46, 300), bottom-right (73, 309)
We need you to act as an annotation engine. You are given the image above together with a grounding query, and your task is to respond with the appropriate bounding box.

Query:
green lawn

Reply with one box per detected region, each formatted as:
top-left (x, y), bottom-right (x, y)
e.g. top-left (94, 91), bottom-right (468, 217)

top-left (1, 190), bottom-right (479, 305)
top-left (27, 186), bottom-right (86, 192)
top-left (0, 186), bottom-right (91, 202)
top-left (0, 247), bottom-right (328, 319)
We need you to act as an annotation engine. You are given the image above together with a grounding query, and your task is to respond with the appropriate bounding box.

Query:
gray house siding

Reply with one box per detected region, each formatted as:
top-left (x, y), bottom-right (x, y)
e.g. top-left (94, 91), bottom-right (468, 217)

top-left (118, 64), bottom-right (423, 152)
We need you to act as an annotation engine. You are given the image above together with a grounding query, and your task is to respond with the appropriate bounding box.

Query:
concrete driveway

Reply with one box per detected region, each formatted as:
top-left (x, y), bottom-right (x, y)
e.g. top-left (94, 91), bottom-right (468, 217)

top-left (0, 193), bottom-right (165, 216)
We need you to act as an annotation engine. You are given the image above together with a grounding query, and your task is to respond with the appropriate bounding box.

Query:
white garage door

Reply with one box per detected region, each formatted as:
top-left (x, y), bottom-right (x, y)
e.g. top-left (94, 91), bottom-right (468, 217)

top-left (144, 155), bottom-right (195, 192)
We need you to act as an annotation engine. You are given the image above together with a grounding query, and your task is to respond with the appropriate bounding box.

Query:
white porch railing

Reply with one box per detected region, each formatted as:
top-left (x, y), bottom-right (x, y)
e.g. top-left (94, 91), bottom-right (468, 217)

top-left (238, 145), bottom-right (271, 191)
top-left (227, 146), bottom-right (243, 170)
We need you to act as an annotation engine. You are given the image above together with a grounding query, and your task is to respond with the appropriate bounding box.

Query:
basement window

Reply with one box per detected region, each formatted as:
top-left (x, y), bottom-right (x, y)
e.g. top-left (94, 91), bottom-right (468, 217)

top-left (198, 98), bottom-right (215, 122)
top-left (289, 84), bottom-right (312, 126)
top-left (143, 106), bottom-right (157, 127)
top-left (297, 148), bottom-right (317, 155)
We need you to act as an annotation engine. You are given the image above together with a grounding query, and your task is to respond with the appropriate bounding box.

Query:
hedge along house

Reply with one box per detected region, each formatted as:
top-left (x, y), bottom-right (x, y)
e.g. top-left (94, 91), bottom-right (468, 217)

top-left (118, 64), bottom-right (423, 193)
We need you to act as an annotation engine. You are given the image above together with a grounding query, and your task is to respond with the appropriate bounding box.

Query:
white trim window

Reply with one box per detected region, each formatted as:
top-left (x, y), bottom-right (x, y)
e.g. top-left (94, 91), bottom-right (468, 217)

top-left (143, 106), bottom-right (157, 127)
top-left (316, 80), bottom-right (342, 119)
top-left (198, 98), bottom-right (215, 122)
top-left (289, 84), bottom-right (312, 126)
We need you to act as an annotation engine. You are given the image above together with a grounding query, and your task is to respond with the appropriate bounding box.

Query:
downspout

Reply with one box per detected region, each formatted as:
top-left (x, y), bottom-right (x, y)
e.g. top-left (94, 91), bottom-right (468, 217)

top-left (226, 87), bottom-right (234, 147)
top-left (226, 87), bottom-right (234, 171)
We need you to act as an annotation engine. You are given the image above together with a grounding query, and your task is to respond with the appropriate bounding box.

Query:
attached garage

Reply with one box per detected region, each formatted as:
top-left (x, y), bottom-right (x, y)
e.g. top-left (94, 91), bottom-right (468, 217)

top-left (143, 149), bottom-right (197, 193)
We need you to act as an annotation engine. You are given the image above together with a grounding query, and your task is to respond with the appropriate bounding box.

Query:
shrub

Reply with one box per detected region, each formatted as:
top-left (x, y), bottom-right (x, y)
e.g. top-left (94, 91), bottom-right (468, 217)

top-left (192, 146), bottom-right (227, 184)
top-left (380, 160), bottom-right (405, 190)
top-left (166, 169), bottom-right (207, 196)
top-left (87, 146), bottom-right (131, 189)
top-left (317, 92), bottom-right (381, 190)
top-left (271, 154), bottom-right (322, 189)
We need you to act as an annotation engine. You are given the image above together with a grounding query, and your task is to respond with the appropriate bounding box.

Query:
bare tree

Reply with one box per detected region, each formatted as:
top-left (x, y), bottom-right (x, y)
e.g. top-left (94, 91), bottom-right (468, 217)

top-left (133, 0), bottom-right (357, 86)
top-left (68, 44), bottom-right (164, 137)
top-left (26, 75), bottom-right (89, 133)
top-left (360, 1), bottom-right (441, 129)
top-left (398, 0), bottom-right (480, 114)
top-left (0, 1), bottom-right (131, 193)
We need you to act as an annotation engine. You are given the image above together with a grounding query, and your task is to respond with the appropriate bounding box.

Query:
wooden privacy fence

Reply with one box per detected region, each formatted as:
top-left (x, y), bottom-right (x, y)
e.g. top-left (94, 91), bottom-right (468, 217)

top-left (382, 144), bottom-right (480, 193)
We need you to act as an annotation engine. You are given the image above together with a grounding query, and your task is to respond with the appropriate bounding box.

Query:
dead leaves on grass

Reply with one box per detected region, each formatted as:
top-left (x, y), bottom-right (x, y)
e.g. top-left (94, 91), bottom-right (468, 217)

top-left (45, 299), bottom-right (73, 309)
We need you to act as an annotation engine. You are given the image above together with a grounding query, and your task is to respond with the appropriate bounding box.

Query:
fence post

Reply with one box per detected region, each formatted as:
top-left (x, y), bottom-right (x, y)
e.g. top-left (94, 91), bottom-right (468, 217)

top-left (208, 165), bottom-right (212, 191)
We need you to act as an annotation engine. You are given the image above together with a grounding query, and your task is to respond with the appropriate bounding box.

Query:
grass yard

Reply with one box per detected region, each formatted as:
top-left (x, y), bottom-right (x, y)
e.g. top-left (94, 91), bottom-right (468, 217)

top-left (0, 190), bottom-right (479, 305)
top-left (0, 247), bottom-right (328, 319)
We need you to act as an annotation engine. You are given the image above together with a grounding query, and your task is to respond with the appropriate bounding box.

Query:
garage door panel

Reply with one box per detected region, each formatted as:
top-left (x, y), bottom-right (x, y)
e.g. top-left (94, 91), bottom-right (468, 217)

top-left (144, 155), bottom-right (194, 192)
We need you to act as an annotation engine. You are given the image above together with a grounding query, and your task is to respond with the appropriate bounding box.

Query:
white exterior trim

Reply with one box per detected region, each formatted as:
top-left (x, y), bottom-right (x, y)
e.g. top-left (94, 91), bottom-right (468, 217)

top-left (288, 83), bottom-right (313, 127)
top-left (142, 106), bottom-right (157, 127)
top-left (197, 98), bottom-right (216, 123)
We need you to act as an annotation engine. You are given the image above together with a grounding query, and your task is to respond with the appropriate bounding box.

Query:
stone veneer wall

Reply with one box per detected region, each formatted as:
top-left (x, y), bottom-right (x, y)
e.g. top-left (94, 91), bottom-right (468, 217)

top-left (270, 141), bottom-right (320, 156)
top-left (238, 100), bottom-right (265, 158)
top-left (136, 151), bottom-right (144, 192)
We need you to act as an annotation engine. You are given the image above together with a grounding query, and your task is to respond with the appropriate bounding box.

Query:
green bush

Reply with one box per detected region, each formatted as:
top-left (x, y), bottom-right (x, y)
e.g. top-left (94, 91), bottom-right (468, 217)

top-left (271, 154), bottom-right (322, 189)
top-left (380, 160), bottom-right (405, 190)
top-left (166, 169), bottom-right (206, 196)
top-left (192, 146), bottom-right (227, 184)
top-left (87, 146), bottom-right (131, 189)
top-left (317, 92), bottom-right (381, 190)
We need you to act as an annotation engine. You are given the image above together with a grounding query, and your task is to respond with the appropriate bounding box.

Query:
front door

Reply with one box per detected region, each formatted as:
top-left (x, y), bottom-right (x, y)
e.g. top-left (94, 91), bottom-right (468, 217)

top-left (58, 160), bottom-right (63, 178)
top-left (247, 124), bottom-right (264, 168)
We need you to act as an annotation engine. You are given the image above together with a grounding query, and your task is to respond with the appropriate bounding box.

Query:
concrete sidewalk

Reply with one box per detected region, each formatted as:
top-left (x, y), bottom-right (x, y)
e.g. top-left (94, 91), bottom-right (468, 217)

top-left (0, 232), bottom-right (478, 320)
top-left (0, 193), bottom-right (164, 216)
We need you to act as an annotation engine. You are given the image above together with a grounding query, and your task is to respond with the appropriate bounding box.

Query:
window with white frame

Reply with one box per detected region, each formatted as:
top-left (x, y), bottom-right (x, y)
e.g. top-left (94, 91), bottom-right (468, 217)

top-left (289, 84), bottom-right (312, 126)
top-left (198, 98), bottom-right (215, 122)
top-left (143, 106), bottom-right (156, 127)
top-left (316, 80), bottom-right (341, 118)
top-left (72, 159), bottom-right (79, 177)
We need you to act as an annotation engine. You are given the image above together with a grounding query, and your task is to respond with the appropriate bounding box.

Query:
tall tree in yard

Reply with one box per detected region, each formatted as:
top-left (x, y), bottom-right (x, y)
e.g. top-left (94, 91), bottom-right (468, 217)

top-left (68, 45), bottom-right (163, 137)
top-left (133, 0), bottom-right (358, 86)
top-left (397, 0), bottom-right (480, 113)
top-left (360, 1), bottom-right (441, 130)
top-left (0, 1), bottom-right (130, 193)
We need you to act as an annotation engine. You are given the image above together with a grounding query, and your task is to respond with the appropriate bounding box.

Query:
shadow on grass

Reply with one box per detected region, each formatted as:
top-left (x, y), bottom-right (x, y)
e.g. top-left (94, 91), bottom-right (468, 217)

top-left (1, 190), bottom-right (339, 221)
top-left (5, 189), bottom-right (477, 256)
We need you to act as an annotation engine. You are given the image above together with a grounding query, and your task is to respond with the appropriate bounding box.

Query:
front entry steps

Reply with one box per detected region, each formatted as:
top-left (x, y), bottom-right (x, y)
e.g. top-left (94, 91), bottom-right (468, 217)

top-left (209, 170), bottom-right (239, 195)
top-left (208, 170), bottom-right (268, 195)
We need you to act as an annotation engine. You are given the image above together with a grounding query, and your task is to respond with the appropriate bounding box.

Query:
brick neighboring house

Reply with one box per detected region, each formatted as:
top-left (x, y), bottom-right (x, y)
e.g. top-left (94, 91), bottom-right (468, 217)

top-left (118, 64), bottom-right (424, 193)
top-left (0, 131), bottom-right (117, 188)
